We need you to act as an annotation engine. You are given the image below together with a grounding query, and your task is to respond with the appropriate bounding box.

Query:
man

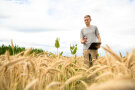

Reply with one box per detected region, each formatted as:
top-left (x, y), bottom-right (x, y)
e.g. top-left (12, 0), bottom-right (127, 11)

top-left (80, 15), bottom-right (101, 68)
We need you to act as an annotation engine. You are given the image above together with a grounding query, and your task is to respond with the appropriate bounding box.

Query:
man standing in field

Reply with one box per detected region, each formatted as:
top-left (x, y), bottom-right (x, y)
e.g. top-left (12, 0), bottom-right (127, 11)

top-left (80, 15), bottom-right (101, 68)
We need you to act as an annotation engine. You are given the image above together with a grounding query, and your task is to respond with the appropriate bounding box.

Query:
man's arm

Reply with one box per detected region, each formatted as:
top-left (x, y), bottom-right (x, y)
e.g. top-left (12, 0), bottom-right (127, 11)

top-left (95, 26), bottom-right (101, 42)
top-left (97, 35), bottom-right (101, 42)
top-left (96, 35), bottom-right (101, 49)
top-left (80, 29), bottom-right (87, 44)
top-left (80, 38), bottom-right (87, 44)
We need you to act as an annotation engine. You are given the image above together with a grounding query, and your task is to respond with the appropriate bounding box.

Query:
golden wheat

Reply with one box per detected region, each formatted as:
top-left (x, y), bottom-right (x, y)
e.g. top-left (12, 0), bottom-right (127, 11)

top-left (88, 80), bottom-right (135, 90)
top-left (5, 50), bottom-right (10, 61)
top-left (61, 74), bottom-right (84, 89)
top-left (86, 65), bottom-right (101, 73)
top-left (45, 81), bottom-right (61, 90)
top-left (24, 48), bottom-right (32, 56)
top-left (80, 80), bottom-right (88, 89)
top-left (0, 45), bottom-right (134, 90)
top-left (102, 45), bottom-right (122, 62)
top-left (95, 72), bottom-right (114, 80)
top-left (87, 66), bottom-right (109, 78)
top-left (24, 79), bottom-right (38, 90)
top-left (11, 40), bottom-right (14, 55)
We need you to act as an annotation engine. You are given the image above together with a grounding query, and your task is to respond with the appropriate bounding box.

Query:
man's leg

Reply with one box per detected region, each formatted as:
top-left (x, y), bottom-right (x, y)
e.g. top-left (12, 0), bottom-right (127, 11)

top-left (89, 50), bottom-right (98, 65)
top-left (83, 50), bottom-right (90, 68)
top-left (88, 53), bottom-right (92, 66)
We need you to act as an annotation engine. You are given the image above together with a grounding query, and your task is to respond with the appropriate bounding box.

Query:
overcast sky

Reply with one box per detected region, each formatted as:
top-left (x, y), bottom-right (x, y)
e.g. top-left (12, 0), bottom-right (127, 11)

top-left (0, 0), bottom-right (135, 56)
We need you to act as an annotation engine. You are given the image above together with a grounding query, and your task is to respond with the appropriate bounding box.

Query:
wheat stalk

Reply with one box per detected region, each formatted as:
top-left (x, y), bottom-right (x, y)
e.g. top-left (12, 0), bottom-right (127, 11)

top-left (40, 63), bottom-right (48, 67)
top-left (61, 74), bottom-right (84, 89)
top-left (102, 45), bottom-right (122, 62)
top-left (86, 65), bottom-right (101, 73)
top-left (24, 79), bottom-right (38, 90)
top-left (127, 50), bottom-right (135, 68)
top-left (1, 57), bottom-right (26, 72)
top-left (5, 50), bottom-right (10, 61)
top-left (51, 60), bottom-right (65, 67)
top-left (47, 68), bottom-right (61, 73)
top-left (24, 48), bottom-right (32, 56)
top-left (45, 81), bottom-right (61, 90)
top-left (115, 61), bottom-right (129, 74)
top-left (95, 72), bottom-right (114, 80)
top-left (29, 60), bottom-right (36, 73)
top-left (11, 40), bottom-right (14, 55)
top-left (78, 68), bottom-right (87, 71)
top-left (80, 80), bottom-right (88, 89)
top-left (15, 51), bottom-right (24, 58)
top-left (88, 80), bottom-right (135, 90)
top-left (87, 66), bottom-right (109, 78)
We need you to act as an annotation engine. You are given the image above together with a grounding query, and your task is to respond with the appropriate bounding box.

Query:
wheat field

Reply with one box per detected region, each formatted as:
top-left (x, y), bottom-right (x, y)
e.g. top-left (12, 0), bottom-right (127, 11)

top-left (0, 45), bottom-right (135, 90)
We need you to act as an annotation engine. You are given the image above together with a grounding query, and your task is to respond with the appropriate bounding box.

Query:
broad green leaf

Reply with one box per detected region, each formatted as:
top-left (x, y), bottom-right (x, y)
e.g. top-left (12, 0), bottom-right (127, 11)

top-left (70, 44), bottom-right (77, 55)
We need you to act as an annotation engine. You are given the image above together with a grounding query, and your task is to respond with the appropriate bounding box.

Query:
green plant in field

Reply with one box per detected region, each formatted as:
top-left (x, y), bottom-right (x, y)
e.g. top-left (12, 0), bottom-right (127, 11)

top-left (55, 38), bottom-right (60, 56)
top-left (60, 51), bottom-right (63, 56)
top-left (70, 44), bottom-right (77, 55)
top-left (70, 44), bottom-right (77, 63)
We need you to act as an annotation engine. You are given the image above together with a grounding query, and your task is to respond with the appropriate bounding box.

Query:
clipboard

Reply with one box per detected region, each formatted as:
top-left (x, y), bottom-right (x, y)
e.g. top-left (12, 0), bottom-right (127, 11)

top-left (88, 42), bottom-right (101, 50)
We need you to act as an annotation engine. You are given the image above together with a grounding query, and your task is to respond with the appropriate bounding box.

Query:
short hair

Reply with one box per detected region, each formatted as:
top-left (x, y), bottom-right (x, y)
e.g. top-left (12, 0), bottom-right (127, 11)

top-left (84, 15), bottom-right (91, 19)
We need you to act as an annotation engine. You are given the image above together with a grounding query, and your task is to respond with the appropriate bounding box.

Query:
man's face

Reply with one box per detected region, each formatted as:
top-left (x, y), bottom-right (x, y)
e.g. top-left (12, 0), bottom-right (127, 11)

top-left (84, 17), bottom-right (91, 25)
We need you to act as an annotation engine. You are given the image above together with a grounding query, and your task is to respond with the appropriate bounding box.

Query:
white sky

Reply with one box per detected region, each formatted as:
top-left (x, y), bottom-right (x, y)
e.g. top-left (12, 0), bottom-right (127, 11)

top-left (0, 0), bottom-right (135, 56)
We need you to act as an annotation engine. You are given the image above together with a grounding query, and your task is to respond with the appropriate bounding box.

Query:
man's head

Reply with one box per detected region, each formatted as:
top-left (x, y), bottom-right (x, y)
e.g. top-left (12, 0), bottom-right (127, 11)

top-left (84, 15), bottom-right (91, 26)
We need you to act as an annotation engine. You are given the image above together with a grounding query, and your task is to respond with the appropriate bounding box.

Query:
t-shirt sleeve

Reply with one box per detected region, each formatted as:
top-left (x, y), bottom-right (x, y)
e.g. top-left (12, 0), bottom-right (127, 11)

top-left (95, 26), bottom-right (100, 36)
top-left (80, 29), bottom-right (84, 39)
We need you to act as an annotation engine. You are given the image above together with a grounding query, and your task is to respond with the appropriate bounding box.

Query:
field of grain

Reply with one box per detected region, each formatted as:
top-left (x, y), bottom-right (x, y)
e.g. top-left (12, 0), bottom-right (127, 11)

top-left (0, 45), bottom-right (135, 90)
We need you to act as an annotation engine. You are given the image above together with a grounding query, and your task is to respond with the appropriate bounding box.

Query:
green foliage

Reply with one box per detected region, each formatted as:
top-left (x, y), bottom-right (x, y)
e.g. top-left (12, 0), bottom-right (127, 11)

top-left (70, 44), bottom-right (77, 55)
top-left (0, 44), bottom-right (44, 55)
top-left (31, 48), bottom-right (44, 54)
top-left (60, 51), bottom-right (63, 56)
top-left (55, 38), bottom-right (60, 49)
top-left (0, 44), bottom-right (25, 55)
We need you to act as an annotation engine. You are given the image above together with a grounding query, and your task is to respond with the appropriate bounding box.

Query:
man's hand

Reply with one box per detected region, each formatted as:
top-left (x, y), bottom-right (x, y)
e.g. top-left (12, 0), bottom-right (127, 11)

top-left (81, 38), bottom-right (87, 44)
top-left (96, 45), bottom-right (100, 49)
top-left (96, 35), bottom-right (101, 49)
top-left (96, 42), bottom-right (101, 49)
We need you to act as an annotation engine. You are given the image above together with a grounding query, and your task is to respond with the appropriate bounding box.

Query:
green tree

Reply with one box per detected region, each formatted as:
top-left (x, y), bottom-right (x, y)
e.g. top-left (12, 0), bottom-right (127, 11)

top-left (0, 44), bottom-right (44, 55)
